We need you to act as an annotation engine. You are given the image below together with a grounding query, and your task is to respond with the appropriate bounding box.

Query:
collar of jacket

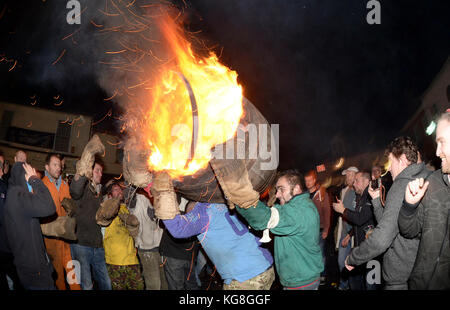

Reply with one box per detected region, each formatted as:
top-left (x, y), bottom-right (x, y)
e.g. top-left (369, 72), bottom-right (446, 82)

top-left (312, 186), bottom-right (325, 201)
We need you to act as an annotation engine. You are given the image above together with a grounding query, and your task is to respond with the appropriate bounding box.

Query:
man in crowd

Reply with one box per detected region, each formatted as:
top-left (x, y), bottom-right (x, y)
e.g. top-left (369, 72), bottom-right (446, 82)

top-left (334, 166), bottom-right (358, 290)
top-left (159, 201), bottom-right (200, 290)
top-left (345, 136), bottom-right (430, 290)
top-left (4, 162), bottom-right (56, 290)
top-left (334, 171), bottom-right (378, 289)
top-left (149, 171), bottom-right (275, 290)
top-left (128, 189), bottom-right (167, 290)
top-left (100, 182), bottom-right (144, 290)
top-left (398, 110), bottom-right (450, 289)
top-left (0, 153), bottom-right (22, 290)
top-left (40, 153), bottom-right (80, 290)
top-left (305, 169), bottom-right (331, 284)
top-left (69, 135), bottom-right (111, 290)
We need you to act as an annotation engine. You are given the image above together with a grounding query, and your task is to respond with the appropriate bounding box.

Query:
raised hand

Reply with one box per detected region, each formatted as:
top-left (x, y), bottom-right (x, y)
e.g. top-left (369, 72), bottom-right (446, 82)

top-left (405, 178), bottom-right (429, 205)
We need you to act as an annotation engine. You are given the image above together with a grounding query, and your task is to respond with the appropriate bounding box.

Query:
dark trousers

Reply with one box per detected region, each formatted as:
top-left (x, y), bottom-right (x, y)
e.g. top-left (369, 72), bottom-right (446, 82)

top-left (163, 256), bottom-right (199, 290)
top-left (0, 251), bottom-right (23, 290)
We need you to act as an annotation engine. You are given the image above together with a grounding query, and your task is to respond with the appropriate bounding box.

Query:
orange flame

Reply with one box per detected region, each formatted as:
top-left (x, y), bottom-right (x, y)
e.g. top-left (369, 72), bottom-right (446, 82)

top-left (131, 14), bottom-right (243, 179)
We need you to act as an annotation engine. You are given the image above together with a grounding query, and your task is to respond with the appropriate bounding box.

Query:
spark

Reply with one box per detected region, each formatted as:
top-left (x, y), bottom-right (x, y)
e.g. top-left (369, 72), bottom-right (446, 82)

top-left (30, 99), bottom-right (37, 106)
top-left (90, 20), bottom-right (104, 28)
top-left (8, 60), bottom-right (17, 71)
top-left (62, 28), bottom-right (80, 41)
top-left (104, 90), bottom-right (118, 101)
top-left (92, 109), bottom-right (112, 126)
top-left (54, 100), bottom-right (63, 106)
top-left (26, 121), bottom-right (32, 128)
top-left (105, 49), bottom-right (127, 54)
top-left (53, 94), bottom-right (60, 100)
top-left (52, 49), bottom-right (66, 65)
top-left (114, 174), bottom-right (123, 180)
top-left (60, 116), bottom-right (70, 124)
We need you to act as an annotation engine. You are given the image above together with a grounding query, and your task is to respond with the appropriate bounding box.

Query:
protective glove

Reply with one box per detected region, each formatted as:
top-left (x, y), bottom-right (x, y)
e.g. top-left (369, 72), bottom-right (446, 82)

top-left (61, 198), bottom-right (78, 217)
top-left (95, 198), bottom-right (120, 227)
top-left (76, 134), bottom-right (105, 179)
top-left (149, 171), bottom-right (180, 220)
top-left (209, 158), bottom-right (260, 209)
top-left (119, 213), bottom-right (140, 238)
top-left (41, 216), bottom-right (77, 241)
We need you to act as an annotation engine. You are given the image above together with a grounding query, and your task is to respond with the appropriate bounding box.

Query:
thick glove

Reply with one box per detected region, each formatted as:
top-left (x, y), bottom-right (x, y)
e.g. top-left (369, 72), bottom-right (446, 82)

top-left (76, 134), bottom-right (105, 179)
top-left (41, 216), bottom-right (77, 241)
top-left (209, 158), bottom-right (260, 209)
top-left (119, 213), bottom-right (140, 238)
top-left (149, 171), bottom-right (180, 220)
top-left (95, 198), bottom-right (120, 227)
top-left (61, 198), bottom-right (78, 217)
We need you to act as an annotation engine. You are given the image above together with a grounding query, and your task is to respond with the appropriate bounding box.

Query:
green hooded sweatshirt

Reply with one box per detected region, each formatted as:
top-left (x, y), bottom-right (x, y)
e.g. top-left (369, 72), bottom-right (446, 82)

top-left (237, 192), bottom-right (324, 288)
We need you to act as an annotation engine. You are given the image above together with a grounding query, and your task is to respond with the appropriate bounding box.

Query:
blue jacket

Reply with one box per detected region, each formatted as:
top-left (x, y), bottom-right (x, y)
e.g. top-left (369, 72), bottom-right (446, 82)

top-left (163, 203), bottom-right (273, 284)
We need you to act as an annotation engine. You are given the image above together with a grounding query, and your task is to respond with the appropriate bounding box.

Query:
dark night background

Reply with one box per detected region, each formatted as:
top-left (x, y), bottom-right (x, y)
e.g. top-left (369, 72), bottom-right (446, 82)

top-left (0, 0), bottom-right (449, 172)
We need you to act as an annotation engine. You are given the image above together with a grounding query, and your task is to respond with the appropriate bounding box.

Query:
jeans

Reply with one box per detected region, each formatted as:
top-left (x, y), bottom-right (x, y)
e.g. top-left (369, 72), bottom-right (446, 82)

top-left (337, 235), bottom-right (352, 289)
top-left (164, 256), bottom-right (199, 290)
top-left (70, 244), bottom-right (111, 290)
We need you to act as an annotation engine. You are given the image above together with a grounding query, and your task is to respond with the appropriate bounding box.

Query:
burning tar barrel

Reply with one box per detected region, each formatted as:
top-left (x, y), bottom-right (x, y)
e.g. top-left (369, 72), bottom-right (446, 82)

top-left (123, 97), bottom-right (278, 203)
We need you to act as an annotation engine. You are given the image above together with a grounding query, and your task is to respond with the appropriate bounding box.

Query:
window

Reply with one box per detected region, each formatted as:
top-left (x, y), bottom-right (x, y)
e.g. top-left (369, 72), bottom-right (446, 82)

top-left (54, 122), bottom-right (71, 152)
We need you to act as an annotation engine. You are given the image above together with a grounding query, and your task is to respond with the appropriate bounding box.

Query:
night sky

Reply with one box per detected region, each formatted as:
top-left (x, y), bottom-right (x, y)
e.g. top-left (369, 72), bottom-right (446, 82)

top-left (1, 0), bottom-right (449, 172)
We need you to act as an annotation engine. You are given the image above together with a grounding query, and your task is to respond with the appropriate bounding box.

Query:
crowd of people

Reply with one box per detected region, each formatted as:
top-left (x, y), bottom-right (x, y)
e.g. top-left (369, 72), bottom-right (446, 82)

top-left (0, 110), bottom-right (449, 291)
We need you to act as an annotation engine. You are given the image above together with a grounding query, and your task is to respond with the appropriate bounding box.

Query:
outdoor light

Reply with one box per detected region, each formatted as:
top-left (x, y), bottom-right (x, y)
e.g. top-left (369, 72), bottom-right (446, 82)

top-left (426, 121), bottom-right (436, 135)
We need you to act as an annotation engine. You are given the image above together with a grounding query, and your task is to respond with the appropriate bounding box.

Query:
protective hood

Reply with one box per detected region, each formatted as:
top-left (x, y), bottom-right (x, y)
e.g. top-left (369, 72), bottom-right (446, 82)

top-left (8, 162), bottom-right (28, 189)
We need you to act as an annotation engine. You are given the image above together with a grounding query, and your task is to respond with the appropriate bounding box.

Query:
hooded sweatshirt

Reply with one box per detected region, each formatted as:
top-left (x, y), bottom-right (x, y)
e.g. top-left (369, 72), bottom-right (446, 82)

top-left (347, 162), bottom-right (431, 287)
top-left (4, 162), bottom-right (56, 288)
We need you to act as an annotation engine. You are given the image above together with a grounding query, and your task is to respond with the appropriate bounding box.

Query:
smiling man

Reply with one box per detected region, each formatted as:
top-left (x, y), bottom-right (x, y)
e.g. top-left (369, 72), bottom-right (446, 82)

top-left (398, 110), bottom-right (450, 289)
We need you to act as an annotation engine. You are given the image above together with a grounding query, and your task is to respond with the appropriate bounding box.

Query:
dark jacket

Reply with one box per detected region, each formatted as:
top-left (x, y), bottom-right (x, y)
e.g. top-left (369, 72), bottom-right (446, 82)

top-left (0, 176), bottom-right (9, 253)
top-left (4, 162), bottom-right (56, 288)
top-left (398, 169), bottom-right (450, 290)
top-left (70, 175), bottom-right (103, 248)
top-left (343, 187), bottom-right (375, 247)
top-left (348, 163), bottom-right (430, 287)
top-left (159, 227), bottom-right (199, 261)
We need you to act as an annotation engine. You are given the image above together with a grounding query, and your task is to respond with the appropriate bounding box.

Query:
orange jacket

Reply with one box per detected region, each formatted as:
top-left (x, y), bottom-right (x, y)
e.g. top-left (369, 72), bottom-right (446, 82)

top-left (42, 175), bottom-right (81, 290)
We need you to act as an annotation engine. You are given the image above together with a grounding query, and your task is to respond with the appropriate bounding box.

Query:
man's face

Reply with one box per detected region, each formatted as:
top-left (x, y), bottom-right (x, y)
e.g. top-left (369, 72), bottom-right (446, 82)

top-left (345, 171), bottom-right (356, 187)
top-left (45, 156), bottom-right (61, 180)
top-left (110, 184), bottom-right (123, 200)
top-left (436, 120), bottom-right (450, 174)
top-left (275, 176), bottom-right (299, 205)
top-left (353, 173), bottom-right (369, 195)
top-left (92, 163), bottom-right (103, 185)
top-left (388, 153), bottom-right (406, 180)
top-left (304, 175), bottom-right (316, 191)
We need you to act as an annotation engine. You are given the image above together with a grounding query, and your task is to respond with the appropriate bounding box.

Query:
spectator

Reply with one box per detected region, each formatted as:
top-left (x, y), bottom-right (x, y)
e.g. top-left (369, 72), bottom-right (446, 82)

top-left (334, 171), bottom-right (378, 290)
top-left (345, 136), bottom-right (430, 290)
top-left (4, 162), bottom-right (56, 290)
top-left (398, 111), bottom-right (450, 289)
top-left (69, 135), bottom-right (111, 290)
top-left (127, 189), bottom-right (167, 290)
top-left (101, 182), bottom-right (144, 290)
top-left (159, 203), bottom-right (200, 290)
top-left (334, 166), bottom-right (358, 290)
top-left (305, 169), bottom-right (332, 284)
top-left (0, 154), bottom-right (22, 290)
top-left (40, 153), bottom-right (80, 290)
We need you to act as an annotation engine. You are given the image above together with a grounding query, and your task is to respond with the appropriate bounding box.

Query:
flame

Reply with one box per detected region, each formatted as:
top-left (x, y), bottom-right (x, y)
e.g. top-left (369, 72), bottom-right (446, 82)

top-left (137, 14), bottom-right (243, 179)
